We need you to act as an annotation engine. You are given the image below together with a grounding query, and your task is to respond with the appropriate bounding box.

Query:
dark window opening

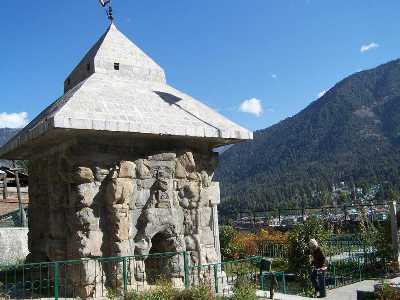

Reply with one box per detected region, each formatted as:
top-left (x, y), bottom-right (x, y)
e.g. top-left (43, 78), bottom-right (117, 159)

top-left (67, 78), bottom-right (71, 85)
top-left (114, 63), bottom-right (120, 70)
top-left (86, 63), bottom-right (91, 71)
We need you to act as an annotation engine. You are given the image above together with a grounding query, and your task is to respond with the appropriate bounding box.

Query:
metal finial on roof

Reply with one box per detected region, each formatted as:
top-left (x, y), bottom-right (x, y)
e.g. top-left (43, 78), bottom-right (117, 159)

top-left (99, 0), bottom-right (114, 23)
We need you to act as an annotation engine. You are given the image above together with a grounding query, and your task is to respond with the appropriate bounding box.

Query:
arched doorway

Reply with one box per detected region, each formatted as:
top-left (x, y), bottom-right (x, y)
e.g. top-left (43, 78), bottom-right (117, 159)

top-left (145, 231), bottom-right (182, 284)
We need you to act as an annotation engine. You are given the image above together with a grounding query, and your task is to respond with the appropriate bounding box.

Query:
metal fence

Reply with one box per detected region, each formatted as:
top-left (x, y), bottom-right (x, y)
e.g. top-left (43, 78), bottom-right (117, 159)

top-left (325, 254), bottom-right (388, 289)
top-left (257, 240), bottom-right (288, 258)
top-left (234, 203), bottom-right (391, 231)
top-left (0, 252), bottom-right (185, 299)
top-left (254, 234), bottom-right (387, 295)
top-left (256, 234), bottom-right (371, 260)
top-left (325, 235), bottom-right (371, 261)
top-left (0, 253), bottom-right (262, 299)
top-left (0, 252), bottom-right (390, 299)
top-left (188, 256), bottom-right (261, 295)
top-left (278, 253), bottom-right (389, 296)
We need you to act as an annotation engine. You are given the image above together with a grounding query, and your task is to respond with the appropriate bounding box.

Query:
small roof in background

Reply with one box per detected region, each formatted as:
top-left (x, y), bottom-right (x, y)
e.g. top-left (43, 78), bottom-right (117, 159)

top-left (0, 24), bottom-right (252, 159)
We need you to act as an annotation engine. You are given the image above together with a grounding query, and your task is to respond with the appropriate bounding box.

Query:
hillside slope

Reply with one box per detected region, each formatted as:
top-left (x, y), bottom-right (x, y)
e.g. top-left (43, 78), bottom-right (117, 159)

top-left (0, 128), bottom-right (19, 167)
top-left (216, 59), bottom-right (400, 216)
top-left (0, 128), bottom-right (18, 147)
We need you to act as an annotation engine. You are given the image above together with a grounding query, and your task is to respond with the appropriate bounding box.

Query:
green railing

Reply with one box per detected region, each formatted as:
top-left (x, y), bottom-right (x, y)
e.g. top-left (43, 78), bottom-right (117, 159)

top-left (0, 253), bottom-right (264, 299)
top-left (0, 251), bottom-right (387, 299)
top-left (0, 251), bottom-right (186, 299)
top-left (257, 241), bottom-right (288, 258)
top-left (259, 271), bottom-right (287, 294)
top-left (188, 256), bottom-right (262, 296)
top-left (274, 254), bottom-right (388, 296)
top-left (256, 235), bottom-right (367, 260)
top-left (325, 235), bottom-right (371, 260)
top-left (325, 253), bottom-right (387, 289)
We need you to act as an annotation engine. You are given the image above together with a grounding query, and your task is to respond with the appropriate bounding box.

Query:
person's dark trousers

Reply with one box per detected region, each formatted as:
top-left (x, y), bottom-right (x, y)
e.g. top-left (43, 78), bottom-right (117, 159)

top-left (310, 269), bottom-right (318, 294)
top-left (310, 269), bottom-right (326, 298)
top-left (317, 269), bottom-right (326, 297)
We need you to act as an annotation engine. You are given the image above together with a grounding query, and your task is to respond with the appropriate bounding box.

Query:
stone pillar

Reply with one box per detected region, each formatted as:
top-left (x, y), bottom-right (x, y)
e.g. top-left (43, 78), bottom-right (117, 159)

top-left (212, 204), bottom-right (221, 262)
top-left (104, 161), bottom-right (136, 290)
top-left (27, 158), bottom-right (50, 262)
top-left (105, 161), bottom-right (136, 257)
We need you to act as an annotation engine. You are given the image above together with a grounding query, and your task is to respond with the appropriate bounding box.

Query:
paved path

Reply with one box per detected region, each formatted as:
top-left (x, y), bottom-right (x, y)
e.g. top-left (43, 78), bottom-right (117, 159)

top-left (325, 276), bottom-right (400, 300)
top-left (256, 290), bottom-right (313, 299)
top-left (257, 276), bottom-right (400, 299)
top-left (324, 280), bottom-right (376, 300)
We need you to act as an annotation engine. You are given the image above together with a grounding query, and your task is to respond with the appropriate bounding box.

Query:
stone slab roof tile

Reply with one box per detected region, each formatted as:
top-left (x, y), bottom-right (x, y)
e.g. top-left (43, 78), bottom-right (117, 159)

top-left (0, 23), bottom-right (252, 159)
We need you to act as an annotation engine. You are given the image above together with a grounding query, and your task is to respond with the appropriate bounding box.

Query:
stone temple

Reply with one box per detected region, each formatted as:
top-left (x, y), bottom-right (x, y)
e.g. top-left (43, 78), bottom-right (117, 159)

top-left (0, 23), bottom-right (252, 296)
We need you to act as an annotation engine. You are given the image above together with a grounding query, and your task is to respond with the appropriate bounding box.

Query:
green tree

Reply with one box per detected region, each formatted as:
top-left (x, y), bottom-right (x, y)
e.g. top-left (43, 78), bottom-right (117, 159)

top-left (287, 216), bottom-right (331, 277)
top-left (219, 225), bottom-right (238, 260)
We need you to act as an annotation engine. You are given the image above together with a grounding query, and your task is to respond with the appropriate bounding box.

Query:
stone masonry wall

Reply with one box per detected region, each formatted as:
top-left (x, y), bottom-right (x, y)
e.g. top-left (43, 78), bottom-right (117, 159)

top-left (0, 228), bottom-right (29, 265)
top-left (27, 138), bottom-right (221, 297)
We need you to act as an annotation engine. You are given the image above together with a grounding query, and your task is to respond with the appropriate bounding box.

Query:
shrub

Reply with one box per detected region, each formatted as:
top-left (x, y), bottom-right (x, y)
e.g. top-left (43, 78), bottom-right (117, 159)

top-left (107, 288), bottom-right (120, 300)
top-left (220, 225), bottom-right (288, 259)
top-left (173, 284), bottom-right (213, 300)
top-left (125, 283), bottom-right (217, 300)
top-left (220, 225), bottom-right (239, 260)
top-left (232, 277), bottom-right (257, 300)
top-left (257, 228), bottom-right (288, 243)
top-left (375, 281), bottom-right (400, 300)
top-left (359, 207), bottom-right (381, 252)
top-left (125, 280), bottom-right (176, 300)
top-left (287, 216), bottom-right (331, 277)
top-left (122, 280), bottom-right (256, 300)
top-left (231, 233), bottom-right (258, 258)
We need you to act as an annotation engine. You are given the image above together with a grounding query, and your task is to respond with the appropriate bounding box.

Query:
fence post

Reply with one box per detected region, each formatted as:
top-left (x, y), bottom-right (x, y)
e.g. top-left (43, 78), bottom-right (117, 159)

top-left (390, 201), bottom-right (400, 263)
top-left (183, 251), bottom-right (190, 289)
top-left (348, 240), bottom-right (351, 258)
top-left (282, 272), bottom-right (287, 294)
top-left (14, 168), bottom-right (27, 227)
top-left (363, 241), bottom-right (367, 263)
top-left (333, 264), bottom-right (337, 288)
top-left (358, 258), bottom-right (362, 282)
top-left (213, 264), bottom-right (219, 294)
top-left (54, 262), bottom-right (59, 300)
top-left (278, 209), bottom-right (281, 224)
top-left (123, 257), bottom-right (128, 295)
top-left (2, 174), bottom-right (7, 199)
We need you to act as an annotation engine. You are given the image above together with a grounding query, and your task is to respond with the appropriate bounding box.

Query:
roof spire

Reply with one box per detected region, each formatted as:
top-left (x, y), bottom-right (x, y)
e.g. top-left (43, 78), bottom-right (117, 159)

top-left (99, 0), bottom-right (114, 23)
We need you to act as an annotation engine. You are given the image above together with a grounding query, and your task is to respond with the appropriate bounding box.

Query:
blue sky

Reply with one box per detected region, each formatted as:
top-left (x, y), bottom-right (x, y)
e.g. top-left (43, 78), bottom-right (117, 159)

top-left (1, 0), bottom-right (399, 131)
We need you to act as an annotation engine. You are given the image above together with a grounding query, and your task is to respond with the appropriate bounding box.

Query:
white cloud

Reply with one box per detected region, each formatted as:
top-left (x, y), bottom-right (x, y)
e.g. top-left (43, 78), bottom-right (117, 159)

top-left (318, 90), bottom-right (326, 98)
top-left (0, 112), bottom-right (29, 128)
top-left (239, 98), bottom-right (263, 117)
top-left (271, 74), bottom-right (277, 79)
top-left (360, 42), bottom-right (379, 53)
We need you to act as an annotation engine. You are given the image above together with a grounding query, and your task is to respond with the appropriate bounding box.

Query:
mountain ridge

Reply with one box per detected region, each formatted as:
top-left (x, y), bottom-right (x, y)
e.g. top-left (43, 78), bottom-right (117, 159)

top-left (0, 128), bottom-right (20, 167)
top-left (215, 58), bottom-right (400, 216)
top-left (0, 128), bottom-right (19, 148)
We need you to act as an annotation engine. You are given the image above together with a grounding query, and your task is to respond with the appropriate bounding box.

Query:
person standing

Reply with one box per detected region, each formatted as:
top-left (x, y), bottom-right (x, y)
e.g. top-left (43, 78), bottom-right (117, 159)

top-left (309, 239), bottom-right (327, 298)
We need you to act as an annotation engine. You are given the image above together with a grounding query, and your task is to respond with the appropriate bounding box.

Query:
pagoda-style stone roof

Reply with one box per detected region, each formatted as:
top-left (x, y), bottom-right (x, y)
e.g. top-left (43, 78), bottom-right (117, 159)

top-left (0, 24), bottom-right (252, 159)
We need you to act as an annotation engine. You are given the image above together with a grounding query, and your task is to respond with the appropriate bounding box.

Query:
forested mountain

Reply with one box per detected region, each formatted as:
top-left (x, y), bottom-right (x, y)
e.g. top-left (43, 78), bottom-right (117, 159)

top-left (0, 128), bottom-right (18, 147)
top-left (216, 59), bottom-right (400, 217)
top-left (0, 128), bottom-right (19, 167)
